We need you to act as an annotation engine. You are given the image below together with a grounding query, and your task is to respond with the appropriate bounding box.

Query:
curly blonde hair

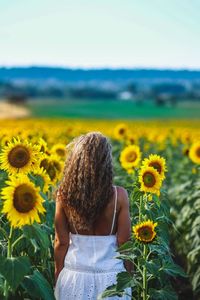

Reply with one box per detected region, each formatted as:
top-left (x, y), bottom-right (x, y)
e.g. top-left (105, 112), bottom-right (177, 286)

top-left (55, 131), bottom-right (114, 231)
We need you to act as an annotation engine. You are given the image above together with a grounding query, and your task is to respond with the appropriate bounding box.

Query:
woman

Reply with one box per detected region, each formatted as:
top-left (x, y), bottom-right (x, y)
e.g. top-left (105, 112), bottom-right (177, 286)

top-left (54, 131), bottom-right (132, 299)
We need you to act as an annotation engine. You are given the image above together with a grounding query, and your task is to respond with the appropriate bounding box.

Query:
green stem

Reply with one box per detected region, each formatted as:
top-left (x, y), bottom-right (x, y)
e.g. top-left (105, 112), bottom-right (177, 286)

top-left (7, 225), bottom-right (13, 258)
top-left (11, 234), bottom-right (25, 251)
top-left (138, 195), bottom-right (143, 299)
top-left (4, 226), bottom-right (13, 299)
top-left (144, 193), bottom-right (148, 219)
top-left (139, 196), bottom-right (143, 223)
top-left (142, 244), bottom-right (148, 300)
top-left (132, 261), bottom-right (143, 274)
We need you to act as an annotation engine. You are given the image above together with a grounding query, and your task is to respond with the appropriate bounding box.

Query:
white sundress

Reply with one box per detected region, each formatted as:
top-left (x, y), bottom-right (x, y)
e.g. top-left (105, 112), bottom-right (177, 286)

top-left (54, 186), bottom-right (132, 300)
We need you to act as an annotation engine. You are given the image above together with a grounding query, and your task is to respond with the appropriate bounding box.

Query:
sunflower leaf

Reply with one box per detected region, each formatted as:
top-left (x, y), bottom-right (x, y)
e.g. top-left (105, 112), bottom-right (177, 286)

top-left (0, 256), bottom-right (31, 292)
top-left (0, 274), bottom-right (5, 294)
top-left (149, 288), bottom-right (178, 300)
top-left (146, 259), bottom-right (161, 277)
top-left (116, 271), bottom-right (138, 290)
top-left (21, 269), bottom-right (55, 300)
top-left (161, 261), bottom-right (187, 278)
top-left (0, 170), bottom-right (8, 189)
top-left (23, 223), bottom-right (50, 251)
top-left (117, 240), bottom-right (134, 252)
top-left (97, 284), bottom-right (125, 299)
top-left (28, 173), bottom-right (45, 191)
top-left (115, 253), bottom-right (136, 263)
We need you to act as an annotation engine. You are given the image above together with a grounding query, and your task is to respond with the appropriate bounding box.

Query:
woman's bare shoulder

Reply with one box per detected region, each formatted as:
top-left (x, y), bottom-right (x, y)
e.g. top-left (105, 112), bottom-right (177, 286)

top-left (116, 186), bottom-right (129, 208)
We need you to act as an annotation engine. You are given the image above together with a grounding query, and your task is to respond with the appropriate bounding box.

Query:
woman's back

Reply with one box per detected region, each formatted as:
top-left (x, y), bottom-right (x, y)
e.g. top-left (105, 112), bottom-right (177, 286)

top-left (64, 185), bottom-right (119, 236)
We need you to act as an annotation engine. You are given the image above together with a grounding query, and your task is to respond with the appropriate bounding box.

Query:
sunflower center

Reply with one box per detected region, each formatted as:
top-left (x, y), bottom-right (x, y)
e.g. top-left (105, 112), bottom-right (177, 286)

top-left (56, 149), bottom-right (66, 156)
top-left (149, 162), bottom-right (161, 174)
top-left (143, 172), bottom-right (156, 187)
top-left (8, 146), bottom-right (30, 168)
top-left (40, 158), bottom-right (49, 169)
top-left (138, 226), bottom-right (153, 241)
top-left (119, 128), bottom-right (125, 135)
top-left (196, 147), bottom-right (200, 158)
top-left (47, 166), bottom-right (57, 180)
top-left (129, 138), bottom-right (135, 144)
top-left (126, 151), bottom-right (137, 162)
top-left (14, 184), bottom-right (36, 213)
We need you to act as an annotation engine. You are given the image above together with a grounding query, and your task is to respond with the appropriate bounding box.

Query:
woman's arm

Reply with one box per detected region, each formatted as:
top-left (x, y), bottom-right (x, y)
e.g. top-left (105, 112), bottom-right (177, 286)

top-left (54, 197), bottom-right (69, 285)
top-left (116, 187), bottom-right (134, 274)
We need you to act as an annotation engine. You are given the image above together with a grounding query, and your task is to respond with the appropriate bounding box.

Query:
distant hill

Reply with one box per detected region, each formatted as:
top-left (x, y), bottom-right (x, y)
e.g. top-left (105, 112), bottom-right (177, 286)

top-left (0, 67), bottom-right (200, 83)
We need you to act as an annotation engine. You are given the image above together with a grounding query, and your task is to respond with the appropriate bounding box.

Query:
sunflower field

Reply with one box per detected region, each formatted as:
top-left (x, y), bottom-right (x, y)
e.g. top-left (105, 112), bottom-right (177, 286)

top-left (0, 118), bottom-right (200, 300)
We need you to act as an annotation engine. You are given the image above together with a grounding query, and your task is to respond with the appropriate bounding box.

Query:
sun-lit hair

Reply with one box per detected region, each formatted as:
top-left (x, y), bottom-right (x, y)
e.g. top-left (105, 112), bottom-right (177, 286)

top-left (55, 131), bottom-right (114, 231)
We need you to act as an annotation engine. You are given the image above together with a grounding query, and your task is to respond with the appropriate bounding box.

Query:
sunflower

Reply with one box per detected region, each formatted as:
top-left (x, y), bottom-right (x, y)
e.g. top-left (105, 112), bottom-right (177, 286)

top-left (138, 166), bottom-right (161, 195)
top-left (1, 175), bottom-right (46, 228)
top-left (142, 154), bottom-right (167, 180)
top-left (133, 220), bottom-right (157, 243)
top-left (51, 143), bottom-right (66, 159)
top-left (181, 132), bottom-right (191, 144)
top-left (40, 154), bottom-right (63, 184)
top-left (30, 167), bottom-right (51, 193)
top-left (125, 133), bottom-right (137, 145)
top-left (113, 123), bottom-right (128, 140)
top-left (37, 137), bottom-right (48, 154)
top-left (0, 137), bottom-right (40, 174)
top-left (189, 141), bottom-right (200, 164)
top-left (120, 145), bottom-right (141, 170)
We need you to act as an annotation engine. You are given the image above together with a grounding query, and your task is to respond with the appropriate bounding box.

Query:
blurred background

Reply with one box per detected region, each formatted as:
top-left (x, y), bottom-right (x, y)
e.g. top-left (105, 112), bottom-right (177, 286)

top-left (0, 0), bottom-right (200, 119)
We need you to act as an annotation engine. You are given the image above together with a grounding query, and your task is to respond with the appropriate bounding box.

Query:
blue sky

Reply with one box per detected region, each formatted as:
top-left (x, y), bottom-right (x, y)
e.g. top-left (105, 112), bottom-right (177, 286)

top-left (0, 0), bottom-right (200, 69)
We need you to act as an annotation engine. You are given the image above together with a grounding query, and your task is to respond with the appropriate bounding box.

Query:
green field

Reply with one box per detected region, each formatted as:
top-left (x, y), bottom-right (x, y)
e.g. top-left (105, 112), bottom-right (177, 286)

top-left (27, 99), bottom-right (200, 119)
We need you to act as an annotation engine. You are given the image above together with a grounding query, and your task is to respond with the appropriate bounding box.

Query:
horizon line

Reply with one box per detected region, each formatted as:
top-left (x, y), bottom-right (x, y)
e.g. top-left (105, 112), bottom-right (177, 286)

top-left (0, 64), bottom-right (200, 72)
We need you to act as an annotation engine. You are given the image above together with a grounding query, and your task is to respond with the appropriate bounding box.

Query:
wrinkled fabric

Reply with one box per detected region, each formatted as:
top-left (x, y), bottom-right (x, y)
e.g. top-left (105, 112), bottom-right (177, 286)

top-left (54, 233), bottom-right (132, 299)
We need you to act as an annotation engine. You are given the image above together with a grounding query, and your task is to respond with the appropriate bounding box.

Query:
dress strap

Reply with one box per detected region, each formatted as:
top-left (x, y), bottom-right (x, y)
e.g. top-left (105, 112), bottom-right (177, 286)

top-left (110, 186), bottom-right (117, 235)
top-left (71, 215), bottom-right (78, 234)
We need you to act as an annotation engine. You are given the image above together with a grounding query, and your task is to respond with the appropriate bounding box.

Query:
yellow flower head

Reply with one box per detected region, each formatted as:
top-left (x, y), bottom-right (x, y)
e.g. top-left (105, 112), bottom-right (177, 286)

top-left (142, 154), bottom-right (167, 180)
top-left (51, 143), bottom-right (66, 159)
top-left (120, 145), bottom-right (141, 170)
top-left (1, 175), bottom-right (46, 228)
top-left (189, 141), bottom-right (200, 164)
top-left (139, 166), bottom-right (162, 195)
top-left (113, 123), bottom-right (128, 140)
top-left (125, 132), bottom-right (137, 145)
top-left (133, 220), bottom-right (157, 243)
top-left (0, 137), bottom-right (40, 174)
top-left (40, 154), bottom-right (63, 184)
